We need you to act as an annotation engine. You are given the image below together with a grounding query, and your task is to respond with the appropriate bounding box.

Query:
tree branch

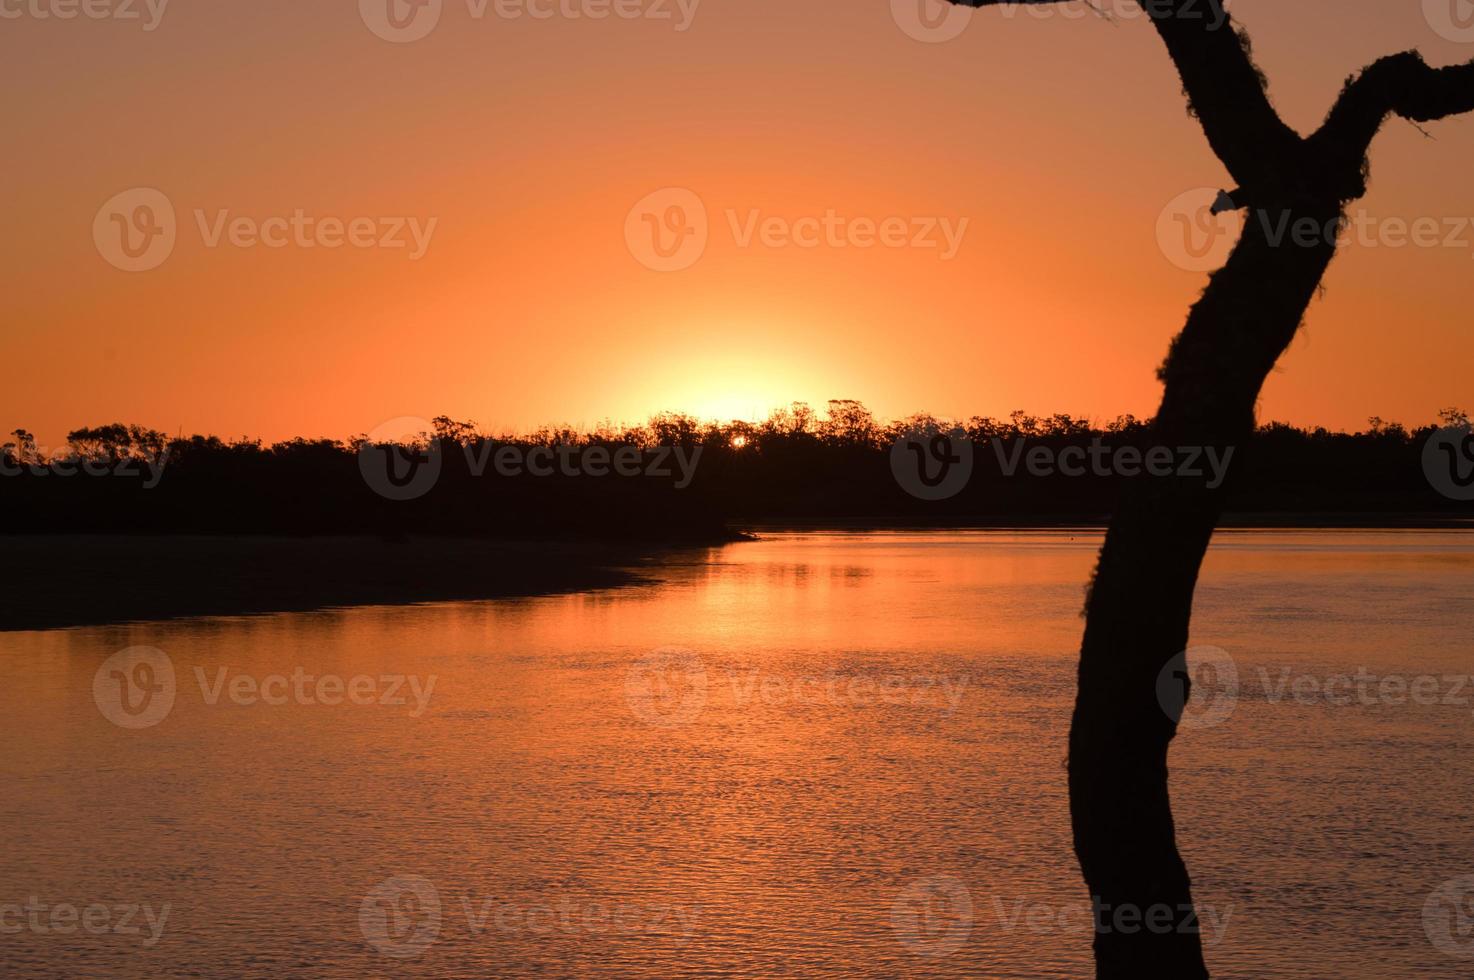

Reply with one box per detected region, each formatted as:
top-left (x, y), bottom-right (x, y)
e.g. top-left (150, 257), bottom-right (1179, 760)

top-left (1311, 51), bottom-right (1474, 200)
top-left (951, 2), bottom-right (1474, 207)
top-left (951, 0), bottom-right (1300, 191)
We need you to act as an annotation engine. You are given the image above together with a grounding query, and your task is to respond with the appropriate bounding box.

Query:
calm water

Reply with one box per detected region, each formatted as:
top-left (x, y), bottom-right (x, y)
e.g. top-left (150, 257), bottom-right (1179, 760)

top-left (2, 530), bottom-right (1472, 979)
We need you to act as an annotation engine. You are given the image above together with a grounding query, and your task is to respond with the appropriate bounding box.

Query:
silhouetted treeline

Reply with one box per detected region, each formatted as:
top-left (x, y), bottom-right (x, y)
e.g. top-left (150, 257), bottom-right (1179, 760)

top-left (2, 402), bottom-right (1468, 538)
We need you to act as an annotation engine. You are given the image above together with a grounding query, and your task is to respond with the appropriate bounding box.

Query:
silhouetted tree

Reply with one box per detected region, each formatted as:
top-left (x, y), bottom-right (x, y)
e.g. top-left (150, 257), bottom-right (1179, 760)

top-left (6, 429), bottom-right (38, 466)
top-left (951, 2), bottom-right (1474, 976)
top-left (431, 415), bottom-right (478, 445)
top-left (65, 424), bottom-right (168, 463)
top-left (822, 399), bottom-right (880, 445)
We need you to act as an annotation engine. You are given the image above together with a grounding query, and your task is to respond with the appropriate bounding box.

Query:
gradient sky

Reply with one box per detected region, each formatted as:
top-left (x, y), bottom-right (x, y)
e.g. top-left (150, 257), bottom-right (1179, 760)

top-left (5, 1), bottom-right (1473, 448)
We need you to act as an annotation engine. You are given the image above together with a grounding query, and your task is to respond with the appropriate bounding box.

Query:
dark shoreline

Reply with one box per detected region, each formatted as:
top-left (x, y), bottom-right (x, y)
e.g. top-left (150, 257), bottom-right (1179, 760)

top-left (0, 534), bottom-right (727, 634)
top-left (4, 519), bottom-right (1467, 632)
top-left (734, 512), bottom-right (1474, 532)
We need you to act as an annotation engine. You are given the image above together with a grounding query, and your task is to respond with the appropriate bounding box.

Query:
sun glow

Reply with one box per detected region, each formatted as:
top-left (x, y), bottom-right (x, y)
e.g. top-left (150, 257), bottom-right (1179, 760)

top-left (634, 338), bottom-right (845, 426)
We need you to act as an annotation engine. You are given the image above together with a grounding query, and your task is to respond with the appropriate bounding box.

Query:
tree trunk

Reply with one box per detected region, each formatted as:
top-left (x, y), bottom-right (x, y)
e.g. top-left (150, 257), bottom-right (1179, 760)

top-left (1068, 200), bottom-right (1341, 978)
top-left (946, 5), bottom-right (1474, 973)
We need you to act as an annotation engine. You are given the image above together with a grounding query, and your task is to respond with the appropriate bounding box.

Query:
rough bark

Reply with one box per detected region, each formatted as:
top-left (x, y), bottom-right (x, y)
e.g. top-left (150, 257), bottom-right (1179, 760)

top-left (1070, 199), bottom-right (1340, 977)
top-left (947, 1), bottom-right (1474, 975)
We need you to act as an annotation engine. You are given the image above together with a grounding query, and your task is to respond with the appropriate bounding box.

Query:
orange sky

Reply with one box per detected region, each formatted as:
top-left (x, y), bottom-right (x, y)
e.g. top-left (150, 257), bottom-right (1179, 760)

top-left (4, 1), bottom-right (1473, 449)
